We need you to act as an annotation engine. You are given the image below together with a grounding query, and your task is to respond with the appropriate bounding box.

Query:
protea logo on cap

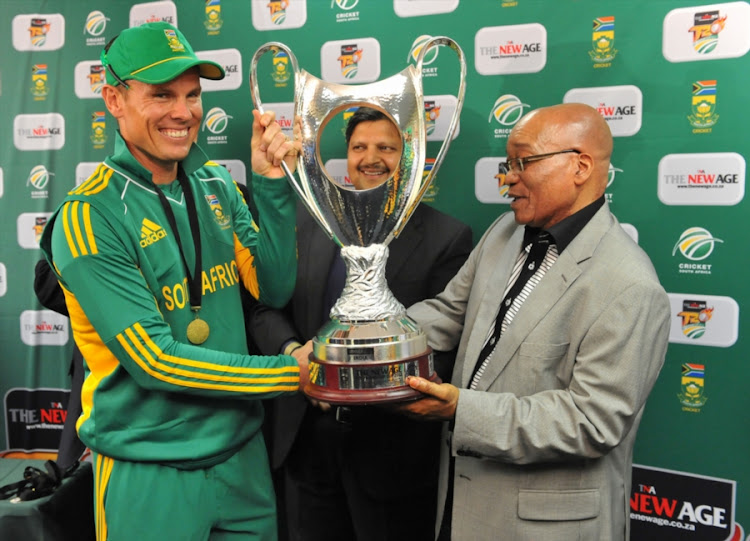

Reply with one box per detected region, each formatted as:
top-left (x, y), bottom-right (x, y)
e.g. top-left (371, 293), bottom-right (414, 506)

top-left (85, 11), bottom-right (108, 36)
top-left (672, 227), bottom-right (723, 261)
top-left (164, 29), bottom-right (186, 53)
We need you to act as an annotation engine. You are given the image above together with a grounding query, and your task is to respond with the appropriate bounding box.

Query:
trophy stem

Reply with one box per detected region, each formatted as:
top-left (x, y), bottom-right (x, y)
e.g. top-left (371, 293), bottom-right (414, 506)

top-left (331, 244), bottom-right (405, 322)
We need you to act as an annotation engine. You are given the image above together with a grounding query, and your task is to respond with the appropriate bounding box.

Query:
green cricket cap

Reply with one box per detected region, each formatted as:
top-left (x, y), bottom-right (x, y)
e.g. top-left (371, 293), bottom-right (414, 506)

top-left (101, 22), bottom-right (224, 86)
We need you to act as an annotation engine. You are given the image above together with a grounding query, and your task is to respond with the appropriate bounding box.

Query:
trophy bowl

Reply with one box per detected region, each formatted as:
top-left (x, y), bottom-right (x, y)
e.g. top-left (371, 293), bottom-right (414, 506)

top-left (250, 37), bottom-right (466, 404)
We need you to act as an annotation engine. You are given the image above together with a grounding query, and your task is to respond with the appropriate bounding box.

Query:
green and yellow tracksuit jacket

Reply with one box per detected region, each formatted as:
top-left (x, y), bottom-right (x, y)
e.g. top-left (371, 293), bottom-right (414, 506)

top-left (40, 132), bottom-right (299, 469)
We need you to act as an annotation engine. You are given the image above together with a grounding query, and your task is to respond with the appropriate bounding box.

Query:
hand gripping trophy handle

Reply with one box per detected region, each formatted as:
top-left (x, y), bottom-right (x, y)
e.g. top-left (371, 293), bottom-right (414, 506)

top-left (250, 38), bottom-right (467, 404)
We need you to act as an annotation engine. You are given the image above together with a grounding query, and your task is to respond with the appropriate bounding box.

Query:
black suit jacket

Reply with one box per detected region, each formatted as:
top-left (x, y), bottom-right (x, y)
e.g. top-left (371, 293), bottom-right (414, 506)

top-left (247, 202), bottom-right (473, 470)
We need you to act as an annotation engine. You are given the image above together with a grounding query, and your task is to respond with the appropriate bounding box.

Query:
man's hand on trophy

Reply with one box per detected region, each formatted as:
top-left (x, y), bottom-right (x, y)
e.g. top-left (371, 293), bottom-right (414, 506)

top-left (250, 110), bottom-right (302, 178)
top-left (392, 377), bottom-right (459, 421)
top-left (292, 340), bottom-right (332, 412)
top-left (292, 339), bottom-right (312, 395)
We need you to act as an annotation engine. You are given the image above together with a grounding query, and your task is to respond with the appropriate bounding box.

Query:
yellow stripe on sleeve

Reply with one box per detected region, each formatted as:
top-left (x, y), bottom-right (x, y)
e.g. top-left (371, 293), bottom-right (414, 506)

top-left (84, 167), bottom-right (113, 196)
top-left (70, 201), bottom-right (89, 256)
top-left (115, 324), bottom-right (298, 393)
top-left (82, 201), bottom-right (98, 254)
top-left (61, 203), bottom-right (80, 258)
top-left (70, 165), bottom-right (104, 195)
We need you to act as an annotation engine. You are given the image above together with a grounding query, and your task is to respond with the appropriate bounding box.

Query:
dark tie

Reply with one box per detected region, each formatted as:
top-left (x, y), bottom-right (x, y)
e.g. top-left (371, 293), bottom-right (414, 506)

top-left (470, 231), bottom-right (551, 382)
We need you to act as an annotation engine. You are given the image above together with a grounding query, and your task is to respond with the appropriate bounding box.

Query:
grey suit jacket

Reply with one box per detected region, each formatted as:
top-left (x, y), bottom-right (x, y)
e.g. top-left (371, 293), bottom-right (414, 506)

top-left (408, 203), bottom-right (670, 541)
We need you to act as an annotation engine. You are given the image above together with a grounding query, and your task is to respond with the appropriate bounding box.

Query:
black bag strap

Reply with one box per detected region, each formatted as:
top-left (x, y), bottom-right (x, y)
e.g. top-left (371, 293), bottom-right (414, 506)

top-left (0, 460), bottom-right (63, 502)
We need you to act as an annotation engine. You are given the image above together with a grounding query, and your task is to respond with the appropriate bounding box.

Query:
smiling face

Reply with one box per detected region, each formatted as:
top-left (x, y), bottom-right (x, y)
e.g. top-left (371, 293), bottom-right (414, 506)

top-left (103, 68), bottom-right (202, 184)
top-left (346, 118), bottom-right (402, 190)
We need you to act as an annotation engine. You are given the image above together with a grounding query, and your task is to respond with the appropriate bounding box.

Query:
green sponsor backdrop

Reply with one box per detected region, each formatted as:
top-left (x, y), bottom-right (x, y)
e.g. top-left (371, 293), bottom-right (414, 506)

top-left (1, 0), bottom-right (747, 535)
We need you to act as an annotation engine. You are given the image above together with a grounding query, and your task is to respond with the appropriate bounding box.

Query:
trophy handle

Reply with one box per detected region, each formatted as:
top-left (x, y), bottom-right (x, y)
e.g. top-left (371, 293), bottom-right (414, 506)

top-left (393, 36), bottom-right (467, 238)
top-left (249, 42), bottom-right (336, 241)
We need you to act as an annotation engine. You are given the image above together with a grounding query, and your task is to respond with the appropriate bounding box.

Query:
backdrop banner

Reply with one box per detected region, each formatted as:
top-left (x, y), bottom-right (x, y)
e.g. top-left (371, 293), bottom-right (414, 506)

top-left (0, 1), bottom-right (746, 537)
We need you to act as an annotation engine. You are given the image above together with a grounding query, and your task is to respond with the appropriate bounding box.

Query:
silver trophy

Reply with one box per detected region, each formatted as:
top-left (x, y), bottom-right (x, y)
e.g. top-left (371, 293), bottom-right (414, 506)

top-left (250, 38), bottom-right (466, 404)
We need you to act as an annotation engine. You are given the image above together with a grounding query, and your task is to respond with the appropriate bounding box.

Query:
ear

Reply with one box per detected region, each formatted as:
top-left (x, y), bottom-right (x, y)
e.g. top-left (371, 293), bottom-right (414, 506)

top-left (101, 85), bottom-right (124, 120)
top-left (572, 152), bottom-right (594, 186)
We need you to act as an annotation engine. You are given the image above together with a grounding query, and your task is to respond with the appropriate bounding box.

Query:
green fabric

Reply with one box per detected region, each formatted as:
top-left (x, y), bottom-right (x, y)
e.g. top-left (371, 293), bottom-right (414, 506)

top-left (100, 22), bottom-right (224, 86)
top-left (40, 132), bottom-right (299, 468)
top-left (97, 435), bottom-right (277, 540)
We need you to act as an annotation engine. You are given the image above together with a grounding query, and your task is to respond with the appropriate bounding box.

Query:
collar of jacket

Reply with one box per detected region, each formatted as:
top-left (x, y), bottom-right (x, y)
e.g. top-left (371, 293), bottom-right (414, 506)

top-left (108, 130), bottom-right (210, 184)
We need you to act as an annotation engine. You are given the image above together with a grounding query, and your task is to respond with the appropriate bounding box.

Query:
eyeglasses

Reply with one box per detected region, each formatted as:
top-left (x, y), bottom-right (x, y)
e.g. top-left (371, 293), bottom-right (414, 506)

top-left (499, 149), bottom-right (580, 174)
top-left (103, 35), bottom-right (130, 89)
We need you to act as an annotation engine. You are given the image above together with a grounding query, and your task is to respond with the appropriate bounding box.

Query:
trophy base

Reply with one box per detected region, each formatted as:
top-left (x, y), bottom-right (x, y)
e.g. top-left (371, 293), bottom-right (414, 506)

top-left (303, 316), bottom-right (440, 405)
top-left (304, 350), bottom-right (441, 405)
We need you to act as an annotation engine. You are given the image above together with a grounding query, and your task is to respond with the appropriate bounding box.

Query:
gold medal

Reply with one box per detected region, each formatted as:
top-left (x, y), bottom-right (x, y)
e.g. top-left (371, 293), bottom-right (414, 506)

top-left (187, 317), bottom-right (210, 345)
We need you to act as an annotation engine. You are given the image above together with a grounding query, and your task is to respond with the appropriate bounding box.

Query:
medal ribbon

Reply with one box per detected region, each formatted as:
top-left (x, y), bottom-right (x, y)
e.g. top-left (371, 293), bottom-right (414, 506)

top-left (154, 167), bottom-right (203, 317)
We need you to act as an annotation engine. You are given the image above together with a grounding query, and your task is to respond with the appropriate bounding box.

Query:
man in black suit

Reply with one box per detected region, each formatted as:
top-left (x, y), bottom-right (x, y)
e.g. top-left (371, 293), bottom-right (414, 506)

top-left (246, 107), bottom-right (473, 541)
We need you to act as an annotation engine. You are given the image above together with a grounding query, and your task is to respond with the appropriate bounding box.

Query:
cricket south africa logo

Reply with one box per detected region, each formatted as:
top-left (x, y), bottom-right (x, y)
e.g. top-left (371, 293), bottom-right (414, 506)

top-left (85, 11), bottom-right (108, 36)
top-left (203, 107), bottom-right (231, 133)
top-left (27, 165), bottom-right (52, 199)
top-left (202, 107), bottom-right (232, 146)
top-left (672, 227), bottom-right (723, 261)
top-left (489, 95), bottom-right (529, 138)
top-left (84, 10), bottom-right (108, 46)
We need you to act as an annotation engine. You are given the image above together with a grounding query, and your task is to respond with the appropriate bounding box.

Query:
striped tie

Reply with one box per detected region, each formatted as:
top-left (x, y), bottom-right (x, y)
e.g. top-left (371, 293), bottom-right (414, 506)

top-left (470, 232), bottom-right (558, 388)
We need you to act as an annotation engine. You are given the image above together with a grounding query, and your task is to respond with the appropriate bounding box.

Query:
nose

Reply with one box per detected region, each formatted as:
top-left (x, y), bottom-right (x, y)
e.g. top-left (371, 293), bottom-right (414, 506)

top-left (170, 97), bottom-right (193, 121)
top-left (363, 145), bottom-right (381, 165)
top-left (503, 168), bottom-right (520, 184)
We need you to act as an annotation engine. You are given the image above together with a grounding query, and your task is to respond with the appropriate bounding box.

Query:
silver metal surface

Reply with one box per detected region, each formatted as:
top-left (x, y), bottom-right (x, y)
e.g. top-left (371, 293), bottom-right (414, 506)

top-left (313, 316), bottom-right (427, 362)
top-left (249, 38), bottom-right (466, 400)
top-left (250, 38), bottom-right (467, 249)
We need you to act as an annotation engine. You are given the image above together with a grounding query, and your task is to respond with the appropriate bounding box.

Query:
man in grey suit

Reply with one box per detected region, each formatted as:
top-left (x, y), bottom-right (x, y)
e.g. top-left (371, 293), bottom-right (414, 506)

top-left (399, 103), bottom-right (670, 541)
